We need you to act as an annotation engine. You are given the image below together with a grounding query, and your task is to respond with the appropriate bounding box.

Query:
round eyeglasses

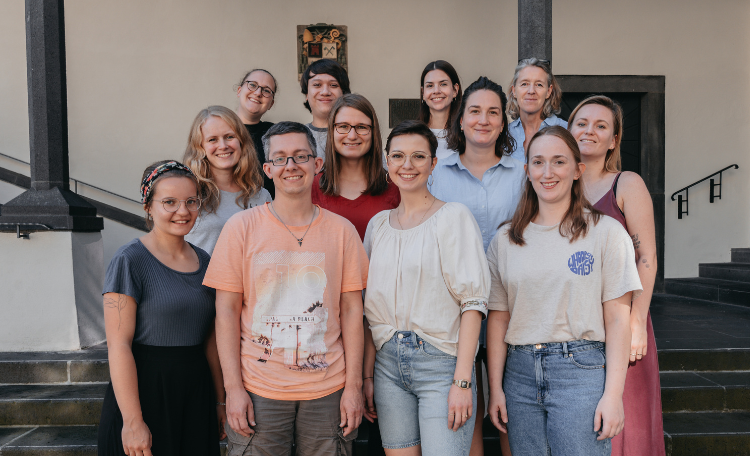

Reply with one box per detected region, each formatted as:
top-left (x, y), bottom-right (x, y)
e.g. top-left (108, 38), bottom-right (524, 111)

top-left (268, 154), bottom-right (315, 166)
top-left (387, 151), bottom-right (431, 167)
top-left (334, 123), bottom-right (372, 135)
top-left (244, 81), bottom-right (275, 98)
top-left (153, 198), bottom-right (201, 213)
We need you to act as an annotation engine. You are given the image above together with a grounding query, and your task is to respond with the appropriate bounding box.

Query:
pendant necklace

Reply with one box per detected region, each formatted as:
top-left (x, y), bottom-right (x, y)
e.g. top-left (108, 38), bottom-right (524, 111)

top-left (270, 203), bottom-right (317, 247)
top-left (395, 195), bottom-right (437, 230)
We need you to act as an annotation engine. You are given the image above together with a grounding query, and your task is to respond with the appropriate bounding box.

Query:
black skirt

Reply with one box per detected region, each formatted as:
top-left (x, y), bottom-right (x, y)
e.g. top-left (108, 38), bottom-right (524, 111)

top-left (98, 343), bottom-right (220, 456)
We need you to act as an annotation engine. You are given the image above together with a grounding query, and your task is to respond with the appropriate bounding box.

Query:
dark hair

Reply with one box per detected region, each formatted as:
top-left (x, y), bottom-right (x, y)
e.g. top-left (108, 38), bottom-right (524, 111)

top-left (385, 120), bottom-right (438, 158)
top-left (261, 121), bottom-right (318, 160)
top-left (235, 68), bottom-right (278, 94)
top-left (319, 94), bottom-right (388, 196)
top-left (140, 160), bottom-right (197, 230)
top-left (506, 126), bottom-right (601, 246)
top-left (447, 76), bottom-right (515, 158)
top-left (418, 60), bottom-right (462, 130)
top-left (299, 60), bottom-right (351, 113)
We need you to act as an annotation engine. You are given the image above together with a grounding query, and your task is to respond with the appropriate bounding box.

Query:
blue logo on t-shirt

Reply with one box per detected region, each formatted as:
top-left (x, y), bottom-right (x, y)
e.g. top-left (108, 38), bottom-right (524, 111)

top-left (568, 251), bottom-right (595, 276)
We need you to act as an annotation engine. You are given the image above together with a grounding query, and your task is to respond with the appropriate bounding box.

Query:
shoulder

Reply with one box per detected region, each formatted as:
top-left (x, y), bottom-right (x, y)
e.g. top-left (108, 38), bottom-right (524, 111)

top-left (227, 204), bottom-right (264, 228)
top-left (190, 244), bottom-right (212, 264)
top-left (545, 114), bottom-right (568, 128)
top-left (260, 121), bottom-right (274, 130)
top-left (107, 239), bottom-right (145, 272)
top-left (616, 171), bottom-right (649, 196)
top-left (436, 202), bottom-right (473, 223)
top-left (320, 207), bottom-right (358, 235)
top-left (365, 209), bottom-right (391, 233)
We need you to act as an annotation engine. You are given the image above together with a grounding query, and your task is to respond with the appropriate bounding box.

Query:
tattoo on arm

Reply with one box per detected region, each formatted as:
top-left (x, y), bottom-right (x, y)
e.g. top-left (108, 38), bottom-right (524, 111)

top-left (104, 294), bottom-right (127, 330)
top-left (642, 258), bottom-right (650, 268)
top-left (631, 234), bottom-right (641, 250)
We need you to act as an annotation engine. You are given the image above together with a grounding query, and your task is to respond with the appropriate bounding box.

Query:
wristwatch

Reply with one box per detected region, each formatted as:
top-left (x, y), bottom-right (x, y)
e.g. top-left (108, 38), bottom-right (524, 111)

top-left (452, 379), bottom-right (471, 389)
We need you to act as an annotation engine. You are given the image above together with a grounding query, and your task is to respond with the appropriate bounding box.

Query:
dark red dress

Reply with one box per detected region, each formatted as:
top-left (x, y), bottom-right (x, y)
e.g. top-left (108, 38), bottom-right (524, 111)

top-left (593, 173), bottom-right (665, 456)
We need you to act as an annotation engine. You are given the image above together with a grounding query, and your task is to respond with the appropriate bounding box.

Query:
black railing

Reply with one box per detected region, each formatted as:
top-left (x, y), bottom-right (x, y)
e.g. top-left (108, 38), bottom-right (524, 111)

top-left (670, 164), bottom-right (738, 219)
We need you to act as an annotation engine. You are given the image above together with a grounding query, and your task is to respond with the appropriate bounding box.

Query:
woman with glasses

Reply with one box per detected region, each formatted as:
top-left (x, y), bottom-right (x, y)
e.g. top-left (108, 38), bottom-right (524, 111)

top-left (506, 58), bottom-right (567, 163)
top-left (183, 106), bottom-right (271, 255)
top-left (98, 160), bottom-right (223, 456)
top-left (418, 60), bottom-right (462, 160)
top-left (363, 120), bottom-right (489, 456)
top-left (312, 93), bottom-right (400, 240)
top-left (431, 76), bottom-right (527, 456)
top-left (235, 69), bottom-right (277, 196)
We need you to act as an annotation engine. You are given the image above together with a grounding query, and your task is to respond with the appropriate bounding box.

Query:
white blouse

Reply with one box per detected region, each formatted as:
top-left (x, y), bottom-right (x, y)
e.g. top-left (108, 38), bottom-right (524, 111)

top-left (363, 202), bottom-right (490, 356)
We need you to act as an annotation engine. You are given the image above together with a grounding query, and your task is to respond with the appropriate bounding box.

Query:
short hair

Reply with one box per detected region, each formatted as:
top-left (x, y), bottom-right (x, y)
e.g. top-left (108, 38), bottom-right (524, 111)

top-left (262, 121), bottom-right (318, 160)
top-left (299, 59), bottom-right (351, 113)
top-left (140, 160), bottom-right (197, 230)
top-left (567, 95), bottom-right (624, 173)
top-left (385, 120), bottom-right (438, 158)
top-left (235, 68), bottom-right (278, 94)
top-left (418, 60), bottom-right (463, 130)
top-left (507, 58), bottom-right (562, 121)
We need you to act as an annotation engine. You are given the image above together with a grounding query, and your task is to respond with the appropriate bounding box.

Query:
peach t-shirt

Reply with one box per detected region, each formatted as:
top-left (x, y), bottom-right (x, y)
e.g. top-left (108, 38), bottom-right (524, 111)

top-left (204, 203), bottom-right (369, 401)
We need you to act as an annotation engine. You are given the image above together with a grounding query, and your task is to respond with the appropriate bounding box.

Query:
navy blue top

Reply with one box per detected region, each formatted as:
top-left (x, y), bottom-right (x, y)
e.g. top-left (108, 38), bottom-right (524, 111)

top-left (103, 239), bottom-right (215, 346)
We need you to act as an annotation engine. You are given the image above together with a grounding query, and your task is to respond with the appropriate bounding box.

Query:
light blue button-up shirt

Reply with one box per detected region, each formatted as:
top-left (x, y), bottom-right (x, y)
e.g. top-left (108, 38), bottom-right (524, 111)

top-left (508, 113), bottom-right (568, 163)
top-left (430, 153), bottom-right (526, 252)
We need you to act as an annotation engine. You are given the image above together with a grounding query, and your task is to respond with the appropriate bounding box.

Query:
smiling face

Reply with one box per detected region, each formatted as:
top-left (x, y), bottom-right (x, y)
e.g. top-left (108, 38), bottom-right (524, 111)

top-left (386, 134), bottom-right (437, 193)
top-left (460, 89), bottom-right (504, 149)
top-left (526, 135), bottom-right (585, 207)
top-left (513, 66), bottom-right (552, 117)
top-left (569, 104), bottom-right (617, 161)
top-left (263, 132), bottom-right (323, 197)
top-left (306, 73), bottom-right (344, 120)
top-left (146, 176), bottom-right (199, 236)
top-left (237, 70), bottom-right (275, 121)
top-left (422, 69), bottom-right (459, 114)
top-left (333, 107), bottom-right (372, 161)
top-left (201, 116), bottom-right (241, 172)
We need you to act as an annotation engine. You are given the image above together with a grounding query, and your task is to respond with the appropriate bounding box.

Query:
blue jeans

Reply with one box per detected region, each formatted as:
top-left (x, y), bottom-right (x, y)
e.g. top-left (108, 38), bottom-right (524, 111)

top-left (504, 340), bottom-right (611, 456)
top-left (374, 331), bottom-right (476, 455)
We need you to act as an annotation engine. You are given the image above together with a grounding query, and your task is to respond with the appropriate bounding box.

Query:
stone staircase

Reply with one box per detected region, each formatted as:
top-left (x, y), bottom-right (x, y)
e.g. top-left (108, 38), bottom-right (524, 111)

top-left (665, 248), bottom-right (750, 307)
top-left (2, 294), bottom-right (749, 455)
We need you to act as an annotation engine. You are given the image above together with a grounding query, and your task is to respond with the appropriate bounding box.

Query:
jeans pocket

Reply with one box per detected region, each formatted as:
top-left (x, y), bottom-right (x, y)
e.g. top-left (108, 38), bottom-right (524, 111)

top-left (225, 422), bottom-right (254, 456)
top-left (418, 338), bottom-right (454, 359)
top-left (568, 347), bottom-right (606, 369)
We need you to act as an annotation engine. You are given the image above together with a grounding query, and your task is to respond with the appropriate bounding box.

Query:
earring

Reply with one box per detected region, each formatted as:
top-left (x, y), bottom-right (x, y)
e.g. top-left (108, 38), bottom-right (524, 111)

top-left (428, 174), bottom-right (434, 186)
top-left (385, 173), bottom-right (390, 184)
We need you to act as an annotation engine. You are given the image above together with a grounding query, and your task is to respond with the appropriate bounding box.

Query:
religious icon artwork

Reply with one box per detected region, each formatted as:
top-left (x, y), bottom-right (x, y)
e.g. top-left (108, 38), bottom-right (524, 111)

top-left (297, 24), bottom-right (348, 80)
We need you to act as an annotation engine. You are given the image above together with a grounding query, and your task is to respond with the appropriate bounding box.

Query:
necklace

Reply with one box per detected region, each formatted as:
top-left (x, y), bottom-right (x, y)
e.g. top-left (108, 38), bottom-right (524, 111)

top-left (270, 203), bottom-right (317, 247)
top-left (395, 195), bottom-right (437, 230)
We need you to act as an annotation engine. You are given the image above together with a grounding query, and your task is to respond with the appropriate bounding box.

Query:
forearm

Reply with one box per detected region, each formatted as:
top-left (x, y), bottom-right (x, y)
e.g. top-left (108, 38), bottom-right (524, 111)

top-left (341, 304), bottom-right (364, 390)
top-left (454, 310), bottom-right (482, 380)
top-left (363, 317), bottom-right (376, 378)
top-left (603, 300), bottom-right (632, 398)
top-left (631, 252), bottom-right (657, 322)
top-left (215, 293), bottom-right (245, 393)
top-left (205, 328), bottom-right (225, 402)
top-left (486, 310), bottom-right (509, 393)
top-left (108, 343), bottom-right (144, 423)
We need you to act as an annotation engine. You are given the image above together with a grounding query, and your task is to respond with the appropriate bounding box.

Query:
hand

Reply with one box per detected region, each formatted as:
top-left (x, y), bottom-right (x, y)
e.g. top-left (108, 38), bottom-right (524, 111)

top-left (488, 389), bottom-right (508, 433)
top-left (217, 404), bottom-right (227, 440)
top-left (363, 378), bottom-right (377, 422)
top-left (226, 387), bottom-right (255, 437)
top-left (447, 384), bottom-right (473, 431)
top-left (121, 417), bottom-right (153, 456)
top-left (630, 315), bottom-right (648, 363)
top-left (340, 384), bottom-right (364, 436)
top-left (594, 392), bottom-right (624, 440)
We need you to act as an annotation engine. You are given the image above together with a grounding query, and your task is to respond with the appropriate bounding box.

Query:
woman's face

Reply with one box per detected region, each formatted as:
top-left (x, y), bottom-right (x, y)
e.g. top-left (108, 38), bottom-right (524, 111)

top-left (569, 104), bottom-right (617, 161)
top-left (422, 69), bottom-right (459, 115)
top-left (513, 66), bottom-right (552, 117)
top-left (526, 135), bottom-right (585, 207)
top-left (237, 71), bottom-right (275, 119)
top-left (386, 134), bottom-right (437, 193)
top-left (146, 176), bottom-right (199, 236)
top-left (460, 90), bottom-right (504, 149)
top-left (201, 116), bottom-right (242, 172)
top-left (333, 107), bottom-right (372, 161)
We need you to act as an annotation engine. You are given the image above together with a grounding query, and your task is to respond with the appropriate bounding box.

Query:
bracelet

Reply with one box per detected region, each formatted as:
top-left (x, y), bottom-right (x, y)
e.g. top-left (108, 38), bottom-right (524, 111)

top-left (217, 402), bottom-right (226, 406)
top-left (363, 376), bottom-right (374, 380)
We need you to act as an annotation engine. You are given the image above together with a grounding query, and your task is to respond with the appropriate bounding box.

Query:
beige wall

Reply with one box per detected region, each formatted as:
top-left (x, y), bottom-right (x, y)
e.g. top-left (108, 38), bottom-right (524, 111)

top-left (0, 0), bottom-right (748, 278)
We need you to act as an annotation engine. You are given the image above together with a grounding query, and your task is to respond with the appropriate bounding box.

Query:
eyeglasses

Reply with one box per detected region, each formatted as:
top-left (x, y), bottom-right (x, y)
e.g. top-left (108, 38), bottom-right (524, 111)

top-left (153, 197), bottom-right (201, 212)
top-left (334, 123), bottom-right (372, 135)
top-left (243, 81), bottom-right (275, 98)
top-left (387, 151), bottom-right (431, 167)
top-left (268, 154), bottom-right (315, 166)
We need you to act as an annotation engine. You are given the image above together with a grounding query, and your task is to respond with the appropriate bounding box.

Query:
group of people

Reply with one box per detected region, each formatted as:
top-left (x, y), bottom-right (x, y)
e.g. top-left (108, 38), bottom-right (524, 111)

top-left (97, 57), bottom-right (663, 456)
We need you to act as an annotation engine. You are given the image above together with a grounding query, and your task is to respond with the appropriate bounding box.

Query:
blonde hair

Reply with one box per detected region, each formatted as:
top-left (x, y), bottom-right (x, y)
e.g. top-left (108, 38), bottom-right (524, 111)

top-left (567, 95), bottom-right (624, 173)
top-left (506, 58), bottom-right (562, 121)
top-left (183, 106), bottom-right (263, 214)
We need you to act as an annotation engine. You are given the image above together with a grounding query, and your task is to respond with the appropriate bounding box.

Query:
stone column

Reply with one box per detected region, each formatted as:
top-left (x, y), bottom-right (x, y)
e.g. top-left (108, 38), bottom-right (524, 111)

top-left (518, 0), bottom-right (553, 63)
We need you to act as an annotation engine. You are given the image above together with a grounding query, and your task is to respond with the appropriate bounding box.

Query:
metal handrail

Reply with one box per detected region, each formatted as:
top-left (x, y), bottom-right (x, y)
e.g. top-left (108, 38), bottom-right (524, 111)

top-left (670, 164), bottom-right (738, 219)
top-left (0, 151), bottom-right (141, 205)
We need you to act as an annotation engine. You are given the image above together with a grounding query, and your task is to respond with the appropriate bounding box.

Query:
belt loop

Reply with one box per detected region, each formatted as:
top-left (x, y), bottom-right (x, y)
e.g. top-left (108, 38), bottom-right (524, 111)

top-left (562, 341), bottom-right (569, 356)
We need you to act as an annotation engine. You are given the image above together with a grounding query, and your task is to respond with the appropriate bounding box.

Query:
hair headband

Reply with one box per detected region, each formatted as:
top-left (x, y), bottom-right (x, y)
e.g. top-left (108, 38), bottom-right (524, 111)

top-left (140, 161), bottom-right (194, 204)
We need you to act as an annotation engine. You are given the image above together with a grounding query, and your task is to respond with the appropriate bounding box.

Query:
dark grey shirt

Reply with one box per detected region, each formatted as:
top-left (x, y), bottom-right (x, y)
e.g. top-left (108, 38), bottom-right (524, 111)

top-left (103, 239), bottom-right (215, 346)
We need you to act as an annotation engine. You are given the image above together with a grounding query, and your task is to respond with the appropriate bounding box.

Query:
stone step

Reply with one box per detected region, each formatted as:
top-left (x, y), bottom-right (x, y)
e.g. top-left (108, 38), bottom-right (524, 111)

top-left (732, 248), bottom-right (750, 263)
top-left (660, 371), bottom-right (750, 412)
top-left (0, 384), bottom-right (106, 426)
top-left (700, 262), bottom-right (750, 283)
top-left (0, 344), bottom-right (108, 385)
top-left (663, 411), bottom-right (750, 456)
top-left (665, 277), bottom-right (750, 307)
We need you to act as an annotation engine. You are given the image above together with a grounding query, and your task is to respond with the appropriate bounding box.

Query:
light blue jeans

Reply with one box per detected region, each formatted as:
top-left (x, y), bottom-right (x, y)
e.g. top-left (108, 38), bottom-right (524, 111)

top-left (374, 331), bottom-right (476, 455)
top-left (504, 340), bottom-right (611, 456)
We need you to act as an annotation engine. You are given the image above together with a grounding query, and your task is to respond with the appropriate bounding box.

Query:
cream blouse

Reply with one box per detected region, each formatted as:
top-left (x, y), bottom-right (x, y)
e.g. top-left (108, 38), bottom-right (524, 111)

top-left (363, 202), bottom-right (490, 356)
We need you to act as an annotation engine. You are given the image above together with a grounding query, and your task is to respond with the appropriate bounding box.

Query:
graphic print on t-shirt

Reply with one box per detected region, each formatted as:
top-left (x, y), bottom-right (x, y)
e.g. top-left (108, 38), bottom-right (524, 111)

top-left (568, 251), bottom-right (595, 276)
top-left (252, 250), bottom-right (329, 372)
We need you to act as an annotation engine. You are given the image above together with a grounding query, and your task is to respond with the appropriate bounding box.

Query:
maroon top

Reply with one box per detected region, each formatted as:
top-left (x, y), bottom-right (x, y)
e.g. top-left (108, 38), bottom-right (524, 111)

top-left (593, 172), bottom-right (628, 230)
top-left (311, 174), bottom-right (401, 241)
